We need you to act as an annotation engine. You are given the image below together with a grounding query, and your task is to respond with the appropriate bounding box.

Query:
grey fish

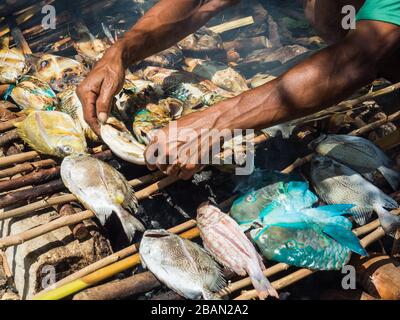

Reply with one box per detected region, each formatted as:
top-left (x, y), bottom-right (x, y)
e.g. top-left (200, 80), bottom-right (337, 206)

top-left (61, 154), bottom-right (144, 242)
top-left (310, 134), bottom-right (400, 190)
top-left (139, 229), bottom-right (225, 300)
top-left (310, 155), bottom-right (400, 235)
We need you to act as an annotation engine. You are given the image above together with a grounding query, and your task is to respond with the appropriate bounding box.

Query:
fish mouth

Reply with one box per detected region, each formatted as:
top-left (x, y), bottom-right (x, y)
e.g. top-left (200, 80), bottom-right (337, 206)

top-left (144, 233), bottom-right (170, 238)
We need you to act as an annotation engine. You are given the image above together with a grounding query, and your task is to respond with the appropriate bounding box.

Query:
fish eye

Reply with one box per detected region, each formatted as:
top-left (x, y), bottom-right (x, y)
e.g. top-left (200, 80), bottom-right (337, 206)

top-left (246, 194), bottom-right (255, 203)
top-left (62, 145), bottom-right (73, 154)
top-left (40, 60), bottom-right (49, 69)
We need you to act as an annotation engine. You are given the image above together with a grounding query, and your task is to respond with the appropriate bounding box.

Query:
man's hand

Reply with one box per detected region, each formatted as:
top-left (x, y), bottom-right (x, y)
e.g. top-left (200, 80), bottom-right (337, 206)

top-left (144, 108), bottom-right (226, 180)
top-left (77, 44), bottom-right (126, 136)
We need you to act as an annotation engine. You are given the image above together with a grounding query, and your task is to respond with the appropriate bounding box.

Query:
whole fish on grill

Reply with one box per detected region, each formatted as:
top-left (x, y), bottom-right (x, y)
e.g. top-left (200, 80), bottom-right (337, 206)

top-left (33, 54), bottom-right (87, 92)
top-left (9, 75), bottom-right (58, 113)
top-left (61, 154), bottom-right (144, 242)
top-left (309, 134), bottom-right (400, 190)
top-left (139, 45), bottom-right (183, 68)
top-left (197, 203), bottom-right (278, 299)
top-left (14, 110), bottom-right (87, 157)
top-left (140, 229), bottom-right (226, 300)
top-left (310, 155), bottom-right (400, 235)
top-left (101, 117), bottom-right (145, 165)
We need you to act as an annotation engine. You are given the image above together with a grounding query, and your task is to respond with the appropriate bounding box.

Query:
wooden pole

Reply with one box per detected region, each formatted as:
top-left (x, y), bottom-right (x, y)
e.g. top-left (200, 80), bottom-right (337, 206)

top-left (0, 129), bottom-right (19, 147)
top-left (0, 116), bottom-right (25, 133)
top-left (0, 158), bottom-right (56, 179)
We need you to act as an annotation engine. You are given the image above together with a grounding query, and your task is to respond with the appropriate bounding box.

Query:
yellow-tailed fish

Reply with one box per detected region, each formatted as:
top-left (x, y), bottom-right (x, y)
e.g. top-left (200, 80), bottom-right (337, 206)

top-left (14, 110), bottom-right (87, 157)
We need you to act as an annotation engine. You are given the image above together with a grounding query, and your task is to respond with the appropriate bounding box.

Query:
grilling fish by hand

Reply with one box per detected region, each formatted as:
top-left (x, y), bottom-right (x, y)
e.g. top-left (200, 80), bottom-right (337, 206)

top-left (140, 229), bottom-right (226, 300)
top-left (310, 134), bottom-right (400, 190)
top-left (33, 54), bottom-right (87, 92)
top-left (100, 117), bottom-right (145, 165)
top-left (15, 110), bottom-right (87, 157)
top-left (9, 76), bottom-right (58, 113)
top-left (311, 155), bottom-right (400, 235)
top-left (61, 154), bottom-right (144, 242)
top-left (0, 36), bottom-right (27, 84)
top-left (197, 203), bottom-right (279, 300)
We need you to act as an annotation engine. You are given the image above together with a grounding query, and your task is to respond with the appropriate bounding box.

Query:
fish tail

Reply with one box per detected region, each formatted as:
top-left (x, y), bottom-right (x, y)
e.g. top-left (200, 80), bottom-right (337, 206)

top-left (114, 207), bottom-right (145, 242)
top-left (202, 288), bottom-right (222, 300)
top-left (374, 205), bottom-right (400, 237)
top-left (378, 166), bottom-right (400, 191)
top-left (323, 224), bottom-right (367, 256)
top-left (247, 263), bottom-right (279, 300)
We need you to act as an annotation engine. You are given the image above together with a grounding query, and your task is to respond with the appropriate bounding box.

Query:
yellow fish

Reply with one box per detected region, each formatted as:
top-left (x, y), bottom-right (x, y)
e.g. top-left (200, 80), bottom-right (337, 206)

top-left (14, 110), bottom-right (87, 157)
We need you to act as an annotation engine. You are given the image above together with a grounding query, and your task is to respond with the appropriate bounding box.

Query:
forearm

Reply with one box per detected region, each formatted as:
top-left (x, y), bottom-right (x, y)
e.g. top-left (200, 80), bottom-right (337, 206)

top-left (115, 0), bottom-right (237, 66)
top-left (204, 22), bottom-right (399, 131)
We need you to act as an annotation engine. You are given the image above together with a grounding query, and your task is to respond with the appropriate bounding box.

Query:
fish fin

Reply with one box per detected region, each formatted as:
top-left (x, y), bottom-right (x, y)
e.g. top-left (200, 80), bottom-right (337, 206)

top-left (202, 288), bottom-right (222, 300)
top-left (114, 206), bottom-right (145, 242)
top-left (377, 166), bottom-right (400, 191)
top-left (323, 224), bottom-right (367, 256)
top-left (247, 263), bottom-right (279, 300)
top-left (373, 206), bottom-right (400, 237)
top-left (306, 204), bottom-right (355, 218)
top-left (93, 207), bottom-right (113, 226)
top-left (362, 172), bottom-right (374, 184)
top-left (351, 207), bottom-right (372, 226)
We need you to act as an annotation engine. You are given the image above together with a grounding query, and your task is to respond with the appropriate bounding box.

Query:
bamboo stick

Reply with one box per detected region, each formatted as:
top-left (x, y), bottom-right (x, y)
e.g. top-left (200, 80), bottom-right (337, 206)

top-left (0, 129), bottom-right (19, 147)
top-left (0, 170), bottom-right (165, 220)
top-left (72, 271), bottom-right (160, 300)
top-left (0, 151), bottom-right (40, 168)
top-left (350, 111), bottom-right (400, 136)
top-left (57, 203), bottom-right (89, 241)
top-left (0, 159), bottom-right (56, 179)
top-left (209, 16), bottom-right (255, 34)
top-left (0, 116), bottom-right (25, 133)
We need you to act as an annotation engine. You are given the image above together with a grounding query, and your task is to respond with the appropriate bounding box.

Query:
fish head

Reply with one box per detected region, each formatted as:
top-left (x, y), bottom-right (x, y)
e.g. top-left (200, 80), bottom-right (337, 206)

top-left (35, 54), bottom-right (86, 92)
top-left (55, 134), bottom-right (87, 157)
top-left (141, 229), bottom-right (172, 250)
top-left (196, 202), bottom-right (224, 228)
top-left (308, 134), bottom-right (328, 150)
top-left (230, 191), bottom-right (261, 224)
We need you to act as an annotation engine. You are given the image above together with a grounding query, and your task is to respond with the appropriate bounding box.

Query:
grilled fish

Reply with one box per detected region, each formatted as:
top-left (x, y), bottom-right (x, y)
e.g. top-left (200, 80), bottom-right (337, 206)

top-left (140, 229), bottom-right (225, 300)
top-left (0, 36), bottom-right (27, 84)
top-left (310, 155), bottom-right (400, 235)
top-left (61, 154), bottom-right (144, 242)
top-left (310, 134), bottom-right (400, 190)
top-left (197, 203), bottom-right (278, 299)
top-left (14, 110), bottom-right (87, 157)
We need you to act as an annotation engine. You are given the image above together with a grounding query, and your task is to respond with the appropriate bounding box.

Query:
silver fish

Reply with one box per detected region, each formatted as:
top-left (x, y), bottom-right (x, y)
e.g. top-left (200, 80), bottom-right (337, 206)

top-left (100, 117), bottom-right (145, 165)
top-left (310, 134), bottom-right (400, 190)
top-left (310, 155), bottom-right (400, 235)
top-left (140, 229), bottom-right (226, 300)
top-left (61, 154), bottom-right (144, 242)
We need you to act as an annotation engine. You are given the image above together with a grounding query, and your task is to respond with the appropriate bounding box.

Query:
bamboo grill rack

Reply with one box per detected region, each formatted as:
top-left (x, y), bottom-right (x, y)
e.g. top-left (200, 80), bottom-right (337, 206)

top-left (0, 0), bottom-right (399, 301)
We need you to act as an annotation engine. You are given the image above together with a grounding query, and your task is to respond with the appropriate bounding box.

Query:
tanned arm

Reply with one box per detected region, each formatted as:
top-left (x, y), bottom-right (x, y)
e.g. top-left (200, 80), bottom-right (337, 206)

top-left (78, 0), bottom-right (239, 134)
top-left (145, 20), bottom-right (400, 179)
